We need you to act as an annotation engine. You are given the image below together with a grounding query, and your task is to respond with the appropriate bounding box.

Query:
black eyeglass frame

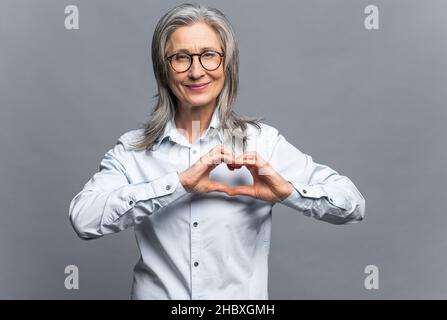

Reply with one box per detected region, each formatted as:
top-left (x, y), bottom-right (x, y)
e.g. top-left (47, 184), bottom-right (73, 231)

top-left (166, 50), bottom-right (225, 73)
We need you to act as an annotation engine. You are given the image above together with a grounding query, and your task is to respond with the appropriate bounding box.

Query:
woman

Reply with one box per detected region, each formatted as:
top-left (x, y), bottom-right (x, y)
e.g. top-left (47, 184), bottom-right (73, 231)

top-left (69, 3), bottom-right (365, 300)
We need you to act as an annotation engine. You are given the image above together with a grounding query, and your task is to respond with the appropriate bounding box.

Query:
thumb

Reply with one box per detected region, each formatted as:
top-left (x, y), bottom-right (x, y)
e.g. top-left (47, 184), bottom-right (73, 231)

top-left (226, 185), bottom-right (256, 198)
top-left (207, 181), bottom-right (231, 194)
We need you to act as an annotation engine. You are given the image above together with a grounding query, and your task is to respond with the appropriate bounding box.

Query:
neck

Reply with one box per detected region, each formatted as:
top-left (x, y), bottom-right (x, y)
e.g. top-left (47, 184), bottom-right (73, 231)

top-left (174, 102), bottom-right (216, 144)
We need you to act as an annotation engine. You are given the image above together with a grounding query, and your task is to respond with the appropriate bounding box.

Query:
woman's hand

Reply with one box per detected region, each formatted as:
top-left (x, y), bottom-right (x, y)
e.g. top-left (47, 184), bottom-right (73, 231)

top-left (178, 145), bottom-right (235, 194)
top-left (178, 146), bottom-right (294, 203)
top-left (226, 151), bottom-right (294, 202)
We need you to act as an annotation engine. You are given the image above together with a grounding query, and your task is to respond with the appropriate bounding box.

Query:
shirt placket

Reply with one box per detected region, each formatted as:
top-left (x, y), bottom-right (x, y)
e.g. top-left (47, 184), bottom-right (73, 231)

top-left (189, 142), bottom-right (202, 300)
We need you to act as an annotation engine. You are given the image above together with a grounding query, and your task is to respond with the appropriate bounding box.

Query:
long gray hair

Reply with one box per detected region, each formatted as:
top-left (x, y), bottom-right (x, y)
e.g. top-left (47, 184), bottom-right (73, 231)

top-left (129, 3), bottom-right (263, 151)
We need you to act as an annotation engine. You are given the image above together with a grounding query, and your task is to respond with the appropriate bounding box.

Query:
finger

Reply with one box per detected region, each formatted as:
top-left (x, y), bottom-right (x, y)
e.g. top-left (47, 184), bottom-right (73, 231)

top-left (241, 151), bottom-right (268, 164)
top-left (233, 156), bottom-right (271, 177)
top-left (234, 155), bottom-right (257, 167)
top-left (243, 152), bottom-right (263, 165)
top-left (226, 185), bottom-right (256, 198)
top-left (239, 152), bottom-right (271, 171)
top-left (221, 148), bottom-right (237, 164)
top-left (207, 153), bottom-right (236, 167)
top-left (237, 151), bottom-right (256, 159)
top-left (227, 163), bottom-right (243, 170)
top-left (257, 165), bottom-right (276, 176)
top-left (210, 144), bottom-right (225, 155)
top-left (207, 181), bottom-right (231, 194)
top-left (210, 145), bottom-right (235, 158)
top-left (204, 145), bottom-right (223, 163)
top-left (227, 154), bottom-right (244, 169)
top-left (206, 145), bottom-right (236, 165)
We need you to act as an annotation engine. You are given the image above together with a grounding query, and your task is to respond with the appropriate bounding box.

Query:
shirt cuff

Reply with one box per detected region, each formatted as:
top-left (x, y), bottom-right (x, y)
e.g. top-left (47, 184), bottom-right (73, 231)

top-left (279, 181), bottom-right (326, 208)
top-left (128, 171), bottom-right (188, 210)
top-left (279, 181), bottom-right (351, 212)
top-left (156, 171), bottom-right (188, 207)
top-left (280, 186), bottom-right (302, 207)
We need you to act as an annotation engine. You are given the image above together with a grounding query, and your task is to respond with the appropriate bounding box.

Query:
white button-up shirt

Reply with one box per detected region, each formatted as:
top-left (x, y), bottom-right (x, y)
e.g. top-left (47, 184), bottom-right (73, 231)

top-left (69, 106), bottom-right (366, 299)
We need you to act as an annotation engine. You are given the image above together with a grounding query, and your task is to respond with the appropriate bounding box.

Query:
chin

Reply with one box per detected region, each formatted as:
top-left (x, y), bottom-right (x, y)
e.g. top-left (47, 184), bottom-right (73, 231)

top-left (186, 97), bottom-right (216, 107)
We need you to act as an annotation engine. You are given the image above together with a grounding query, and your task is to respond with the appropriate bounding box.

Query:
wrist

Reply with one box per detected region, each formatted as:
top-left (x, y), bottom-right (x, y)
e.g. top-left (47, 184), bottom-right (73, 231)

top-left (177, 171), bottom-right (186, 187)
top-left (177, 171), bottom-right (192, 192)
top-left (281, 181), bottom-right (294, 201)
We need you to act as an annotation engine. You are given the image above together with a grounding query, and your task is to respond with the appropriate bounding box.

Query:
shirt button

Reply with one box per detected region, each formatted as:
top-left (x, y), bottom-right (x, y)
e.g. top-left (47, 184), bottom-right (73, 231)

top-left (302, 189), bottom-right (307, 194)
top-left (194, 261), bottom-right (199, 267)
top-left (193, 222), bottom-right (198, 227)
top-left (166, 184), bottom-right (171, 191)
top-left (192, 149), bottom-right (197, 154)
top-left (129, 200), bottom-right (134, 206)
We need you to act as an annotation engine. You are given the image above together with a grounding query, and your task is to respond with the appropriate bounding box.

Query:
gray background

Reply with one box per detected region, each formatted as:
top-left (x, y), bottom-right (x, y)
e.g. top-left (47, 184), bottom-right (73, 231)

top-left (1, 0), bottom-right (446, 299)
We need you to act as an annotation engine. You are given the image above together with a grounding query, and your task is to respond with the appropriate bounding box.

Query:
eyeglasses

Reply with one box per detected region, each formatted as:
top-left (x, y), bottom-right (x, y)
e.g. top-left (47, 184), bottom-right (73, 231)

top-left (166, 50), bottom-right (225, 73)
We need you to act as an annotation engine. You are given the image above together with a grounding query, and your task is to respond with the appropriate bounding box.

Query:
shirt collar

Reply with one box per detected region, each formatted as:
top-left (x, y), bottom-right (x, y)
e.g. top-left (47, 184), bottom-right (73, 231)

top-left (154, 106), bottom-right (222, 150)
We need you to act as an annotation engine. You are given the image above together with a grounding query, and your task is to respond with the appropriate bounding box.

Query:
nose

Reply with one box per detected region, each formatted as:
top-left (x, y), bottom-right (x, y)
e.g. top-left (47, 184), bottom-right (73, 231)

top-left (188, 55), bottom-right (205, 79)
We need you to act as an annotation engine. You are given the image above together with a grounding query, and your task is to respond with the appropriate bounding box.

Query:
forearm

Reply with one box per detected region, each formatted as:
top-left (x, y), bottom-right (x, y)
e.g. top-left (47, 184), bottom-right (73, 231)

top-left (281, 175), bottom-right (365, 224)
top-left (69, 171), bottom-right (187, 239)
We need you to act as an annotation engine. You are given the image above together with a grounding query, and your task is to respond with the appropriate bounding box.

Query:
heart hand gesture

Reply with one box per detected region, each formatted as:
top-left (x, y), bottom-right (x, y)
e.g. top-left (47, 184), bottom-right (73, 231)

top-left (225, 151), bottom-right (294, 202)
top-left (178, 145), bottom-right (294, 202)
top-left (177, 145), bottom-right (235, 194)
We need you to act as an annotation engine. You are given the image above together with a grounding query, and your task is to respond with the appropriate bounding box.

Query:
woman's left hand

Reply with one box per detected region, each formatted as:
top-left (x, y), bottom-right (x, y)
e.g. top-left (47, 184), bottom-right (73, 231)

top-left (225, 151), bottom-right (294, 202)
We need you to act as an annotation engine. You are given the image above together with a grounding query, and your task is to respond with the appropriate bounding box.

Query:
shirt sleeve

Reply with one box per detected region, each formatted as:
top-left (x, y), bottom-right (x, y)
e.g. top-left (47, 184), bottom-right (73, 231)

top-left (268, 128), bottom-right (366, 224)
top-left (68, 139), bottom-right (188, 240)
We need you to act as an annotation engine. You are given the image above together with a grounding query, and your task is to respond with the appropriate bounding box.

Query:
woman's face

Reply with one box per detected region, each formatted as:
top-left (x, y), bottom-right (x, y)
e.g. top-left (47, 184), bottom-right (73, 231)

top-left (165, 22), bottom-right (225, 110)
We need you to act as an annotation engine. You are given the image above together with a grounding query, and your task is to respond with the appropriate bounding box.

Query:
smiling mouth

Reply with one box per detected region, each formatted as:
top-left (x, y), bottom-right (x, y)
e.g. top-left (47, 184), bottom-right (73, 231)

top-left (185, 82), bottom-right (210, 90)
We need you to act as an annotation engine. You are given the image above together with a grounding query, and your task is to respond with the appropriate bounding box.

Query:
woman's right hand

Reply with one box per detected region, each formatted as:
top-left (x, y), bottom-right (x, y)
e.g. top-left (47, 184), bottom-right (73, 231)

top-left (178, 145), bottom-right (236, 194)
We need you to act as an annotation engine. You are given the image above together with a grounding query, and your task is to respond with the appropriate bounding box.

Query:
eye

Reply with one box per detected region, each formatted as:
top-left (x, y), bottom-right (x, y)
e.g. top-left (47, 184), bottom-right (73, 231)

top-left (202, 51), bottom-right (218, 58)
top-left (174, 53), bottom-right (190, 61)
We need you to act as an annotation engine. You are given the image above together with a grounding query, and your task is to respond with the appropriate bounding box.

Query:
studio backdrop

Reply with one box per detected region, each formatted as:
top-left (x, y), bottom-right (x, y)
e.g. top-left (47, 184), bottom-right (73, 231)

top-left (1, 0), bottom-right (446, 299)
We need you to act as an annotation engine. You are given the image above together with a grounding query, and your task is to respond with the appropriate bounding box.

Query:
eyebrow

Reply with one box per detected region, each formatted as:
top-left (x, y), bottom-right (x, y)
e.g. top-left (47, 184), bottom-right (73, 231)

top-left (170, 47), bottom-right (220, 54)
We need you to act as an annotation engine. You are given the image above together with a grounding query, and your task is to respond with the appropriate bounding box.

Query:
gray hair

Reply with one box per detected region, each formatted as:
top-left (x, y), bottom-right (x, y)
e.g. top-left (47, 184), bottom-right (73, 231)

top-left (129, 3), bottom-right (263, 151)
